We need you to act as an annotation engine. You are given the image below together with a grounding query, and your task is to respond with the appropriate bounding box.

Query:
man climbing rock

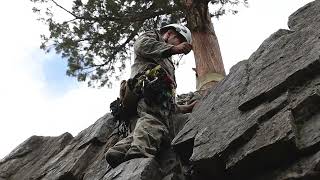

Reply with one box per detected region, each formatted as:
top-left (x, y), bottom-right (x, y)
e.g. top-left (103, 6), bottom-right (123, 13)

top-left (105, 24), bottom-right (196, 168)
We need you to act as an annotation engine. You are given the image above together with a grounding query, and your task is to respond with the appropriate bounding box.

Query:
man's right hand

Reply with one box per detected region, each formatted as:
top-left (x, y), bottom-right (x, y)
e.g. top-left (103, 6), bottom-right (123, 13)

top-left (171, 42), bottom-right (192, 55)
top-left (177, 100), bottom-right (198, 114)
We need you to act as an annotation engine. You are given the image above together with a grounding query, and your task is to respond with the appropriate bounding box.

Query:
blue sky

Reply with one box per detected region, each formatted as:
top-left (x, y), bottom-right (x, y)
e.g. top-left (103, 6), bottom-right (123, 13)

top-left (42, 53), bottom-right (79, 97)
top-left (0, 0), bottom-right (315, 159)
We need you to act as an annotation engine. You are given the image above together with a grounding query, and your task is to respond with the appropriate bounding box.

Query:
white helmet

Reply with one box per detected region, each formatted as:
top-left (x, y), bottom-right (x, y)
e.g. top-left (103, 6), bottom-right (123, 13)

top-left (160, 24), bottom-right (192, 44)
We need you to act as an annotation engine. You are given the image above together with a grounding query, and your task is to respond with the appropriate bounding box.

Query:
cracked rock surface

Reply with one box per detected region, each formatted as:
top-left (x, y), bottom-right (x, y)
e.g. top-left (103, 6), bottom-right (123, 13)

top-left (1, 1), bottom-right (320, 179)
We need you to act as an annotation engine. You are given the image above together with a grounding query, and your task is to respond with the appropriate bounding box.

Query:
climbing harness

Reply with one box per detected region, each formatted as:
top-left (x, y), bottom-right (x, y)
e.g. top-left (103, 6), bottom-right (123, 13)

top-left (110, 65), bottom-right (176, 137)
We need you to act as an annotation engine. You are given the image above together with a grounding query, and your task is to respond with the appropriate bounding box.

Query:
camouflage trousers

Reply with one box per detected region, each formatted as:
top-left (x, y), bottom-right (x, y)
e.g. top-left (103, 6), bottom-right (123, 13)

top-left (106, 98), bottom-right (174, 166)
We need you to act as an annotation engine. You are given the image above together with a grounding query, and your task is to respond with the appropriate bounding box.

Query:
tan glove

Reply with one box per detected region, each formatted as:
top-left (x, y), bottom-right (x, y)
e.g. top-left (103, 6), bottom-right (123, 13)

top-left (170, 42), bottom-right (192, 55)
top-left (177, 100), bottom-right (198, 114)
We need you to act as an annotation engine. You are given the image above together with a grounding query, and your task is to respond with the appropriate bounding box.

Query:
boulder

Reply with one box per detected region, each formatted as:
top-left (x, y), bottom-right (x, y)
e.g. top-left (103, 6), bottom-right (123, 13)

top-left (173, 0), bottom-right (320, 179)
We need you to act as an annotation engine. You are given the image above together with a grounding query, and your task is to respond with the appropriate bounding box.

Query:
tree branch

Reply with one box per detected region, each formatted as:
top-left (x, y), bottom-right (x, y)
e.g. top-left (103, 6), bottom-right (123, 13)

top-left (50, 0), bottom-right (78, 18)
top-left (65, 18), bottom-right (78, 23)
top-left (74, 37), bottom-right (95, 43)
top-left (96, 22), bottom-right (143, 67)
top-left (50, 0), bottom-right (178, 24)
top-left (121, 7), bottom-right (180, 22)
top-left (50, 0), bottom-right (101, 22)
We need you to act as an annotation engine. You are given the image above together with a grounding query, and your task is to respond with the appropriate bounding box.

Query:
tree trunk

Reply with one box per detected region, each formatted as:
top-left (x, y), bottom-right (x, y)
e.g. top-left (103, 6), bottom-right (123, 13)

top-left (184, 0), bottom-right (226, 92)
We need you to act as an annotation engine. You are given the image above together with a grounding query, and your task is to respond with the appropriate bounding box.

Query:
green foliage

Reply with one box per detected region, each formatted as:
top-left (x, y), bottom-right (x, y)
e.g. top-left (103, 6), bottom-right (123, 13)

top-left (31, 0), bottom-right (247, 87)
top-left (210, 0), bottom-right (249, 17)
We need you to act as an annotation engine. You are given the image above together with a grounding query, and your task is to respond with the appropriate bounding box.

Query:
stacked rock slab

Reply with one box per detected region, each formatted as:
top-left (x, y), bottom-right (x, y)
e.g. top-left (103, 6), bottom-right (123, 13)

top-left (1, 1), bottom-right (320, 179)
top-left (173, 0), bottom-right (320, 179)
top-left (0, 114), bottom-right (120, 180)
top-left (0, 112), bottom-right (187, 179)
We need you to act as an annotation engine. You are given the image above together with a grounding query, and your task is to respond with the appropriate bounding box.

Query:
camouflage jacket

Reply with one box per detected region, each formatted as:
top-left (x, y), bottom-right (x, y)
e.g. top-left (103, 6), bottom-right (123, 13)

top-left (130, 30), bottom-right (177, 88)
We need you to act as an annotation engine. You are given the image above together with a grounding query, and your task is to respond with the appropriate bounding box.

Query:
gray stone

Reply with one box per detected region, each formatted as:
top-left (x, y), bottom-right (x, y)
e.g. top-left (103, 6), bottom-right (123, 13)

top-left (0, 113), bottom-right (117, 180)
top-left (76, 113), bottom-right (117, 148)
top-left (172, 0), bottom-right (320, 178)
top-left (103, 158), bottom-right (161, 180)
top-left (226, 110), bottom-right (296, 178)
top-left (0, 133), bottom-right (73, 180)
top-left (288, 0), bottom-right (320, 31)
top-left (255, 150), bottom-right (320, 180)
top-left (37, 113), bottom-right (117, 180)
top-left (2, 1), bottom-right (320, 180)
top-left (291, 91), bottom-right (320, 151)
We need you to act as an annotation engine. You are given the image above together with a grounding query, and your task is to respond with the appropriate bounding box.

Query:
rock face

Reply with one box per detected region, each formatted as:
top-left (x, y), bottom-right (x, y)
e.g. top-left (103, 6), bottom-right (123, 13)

top-left (173, 0), bottom-right (320, 179)
top-left (1, 1), bottom-right (320, 179)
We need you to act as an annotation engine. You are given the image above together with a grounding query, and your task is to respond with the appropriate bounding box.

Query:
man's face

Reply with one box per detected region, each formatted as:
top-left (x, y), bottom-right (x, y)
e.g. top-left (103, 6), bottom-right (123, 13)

top-left (166, 30), bottom-right (185, 46)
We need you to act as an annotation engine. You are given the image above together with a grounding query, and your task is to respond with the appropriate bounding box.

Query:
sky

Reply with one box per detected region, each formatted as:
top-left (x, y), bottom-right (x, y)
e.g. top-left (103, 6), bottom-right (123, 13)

top-left (0, 0), bottom-right (314, 160)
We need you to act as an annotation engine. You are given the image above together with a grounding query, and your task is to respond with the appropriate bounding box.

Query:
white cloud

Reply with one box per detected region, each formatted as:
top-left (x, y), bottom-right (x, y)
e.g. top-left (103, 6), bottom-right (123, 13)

top-left (212, 0), bottom-right (314, 72)
top-left (0, 0), bottom-right (119, 159)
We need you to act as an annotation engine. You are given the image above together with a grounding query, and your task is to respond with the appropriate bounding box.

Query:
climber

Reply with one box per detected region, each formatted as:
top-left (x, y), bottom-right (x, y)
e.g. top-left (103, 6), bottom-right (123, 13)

top-left (105, 23), bottom-right (197, 168)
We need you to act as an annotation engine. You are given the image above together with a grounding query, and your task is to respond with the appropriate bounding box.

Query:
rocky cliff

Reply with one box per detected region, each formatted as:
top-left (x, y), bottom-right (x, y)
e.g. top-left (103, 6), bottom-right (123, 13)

top-left (1, 1), bottom-right (320, 179)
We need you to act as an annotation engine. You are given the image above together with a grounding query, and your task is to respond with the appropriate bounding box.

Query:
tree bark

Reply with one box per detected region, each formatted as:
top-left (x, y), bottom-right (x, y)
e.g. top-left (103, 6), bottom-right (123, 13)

top-left (184, 0), bottom-right (226, 92)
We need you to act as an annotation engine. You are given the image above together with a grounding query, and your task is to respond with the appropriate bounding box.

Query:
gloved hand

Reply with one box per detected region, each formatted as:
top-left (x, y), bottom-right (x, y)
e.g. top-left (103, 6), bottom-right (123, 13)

top-left (170, 42), bottom-right (192, 55)
top-left (177, 100), bottom-right (198, 114)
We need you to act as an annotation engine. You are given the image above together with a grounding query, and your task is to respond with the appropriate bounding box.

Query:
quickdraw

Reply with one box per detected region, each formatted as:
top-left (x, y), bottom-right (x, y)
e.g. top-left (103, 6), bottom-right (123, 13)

top-left (137, 65), bottom-right (175, 105)
top-left (110, 65), bottom-right (175, 137)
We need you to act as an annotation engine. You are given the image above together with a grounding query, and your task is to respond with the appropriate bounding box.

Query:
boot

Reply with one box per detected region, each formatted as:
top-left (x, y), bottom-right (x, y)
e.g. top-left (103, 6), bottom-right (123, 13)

top-left (124, 146), bottom-right (150, 161)
top-left (105, 149), bottom-right (126, 168)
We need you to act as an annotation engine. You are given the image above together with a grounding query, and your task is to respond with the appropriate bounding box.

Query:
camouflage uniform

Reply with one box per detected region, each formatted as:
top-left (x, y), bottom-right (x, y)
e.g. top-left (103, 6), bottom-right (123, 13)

top-left (106, 30), bottom-right (177, 167)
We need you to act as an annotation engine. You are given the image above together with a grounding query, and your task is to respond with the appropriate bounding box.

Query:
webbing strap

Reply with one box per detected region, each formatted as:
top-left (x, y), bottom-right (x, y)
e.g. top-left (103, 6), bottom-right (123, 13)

top-left (196, 72), bottom-right (225, 90)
